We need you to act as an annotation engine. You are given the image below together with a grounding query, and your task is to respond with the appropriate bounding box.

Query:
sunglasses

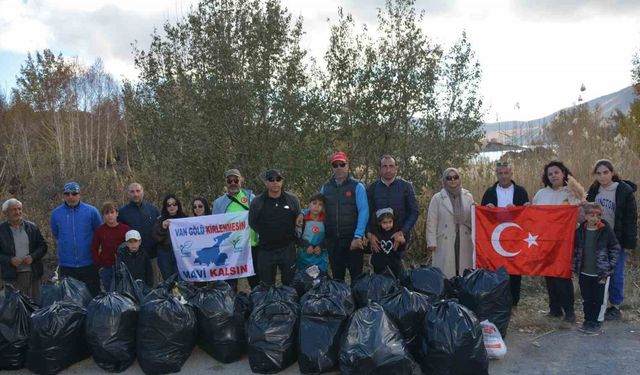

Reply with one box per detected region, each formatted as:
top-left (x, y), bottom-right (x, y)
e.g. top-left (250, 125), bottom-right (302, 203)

top-left (226, 177), bottom-right (239, 184)
top-left (267, 176), bottom-right (283, 182)
top-left (193, 204), bottom-right (204, 209)
top-left (167, 202), bottom-right (178, 208)
top-left (445, 175), bottom-right (460, 181)
top-left (332, 162), bottom-right (346, 168)
top-left (63, 192), bottom-right (79, 196)
top-left (496, 161), bottom-right (510, 167)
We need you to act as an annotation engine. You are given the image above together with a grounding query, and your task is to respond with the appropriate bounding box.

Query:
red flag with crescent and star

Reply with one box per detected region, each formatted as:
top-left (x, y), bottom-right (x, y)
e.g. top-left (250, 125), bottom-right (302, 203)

top-left (472, 205), bottom-right (578, 278)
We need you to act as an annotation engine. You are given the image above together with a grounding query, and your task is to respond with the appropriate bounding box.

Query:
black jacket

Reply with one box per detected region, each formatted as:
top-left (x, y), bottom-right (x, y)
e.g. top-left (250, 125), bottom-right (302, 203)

top-left (116, 243), bottom-right (154, 287)
top-left (0, 220), bottom-right (48, 280)
top-left (586, 180), bottom-right (637, 250)
top-left (249, 190), bottom-right (301, 247)
top-left (573, 221), bottom-right (621, 277)
top-left (481, 181), bottom-right (530, 206)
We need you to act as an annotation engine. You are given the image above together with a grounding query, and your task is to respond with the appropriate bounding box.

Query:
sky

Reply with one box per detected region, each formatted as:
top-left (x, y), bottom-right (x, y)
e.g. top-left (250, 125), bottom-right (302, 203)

top-left (1, 0), bottom-right (639, 122)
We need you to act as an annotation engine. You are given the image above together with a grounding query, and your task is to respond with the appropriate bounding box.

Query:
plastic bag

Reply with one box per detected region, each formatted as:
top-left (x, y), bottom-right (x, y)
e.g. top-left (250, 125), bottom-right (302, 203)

top-left (189, 281), bottom-right (247, 363)
top-left (418, 299), bottom-right (488, 375)
top-left (247, 293), bottom-right (300, 373)
top-left (339, 302), bottom-right (419, 375)
top-left (250, 283), bottom-right (299, 310)
top-left (112, 261), bottom-right (145, 304)
top-left (458, 267), bottom-right (512, 337)
top-left (298, 279), bottom-right (354, 374)
top-left (350, 269), bottom-right (398, 308)
top-left (85, 292), bottom-right (139, 372)
top-left (401, 265), bottom-right (446, 302)
top-left (291, 266), bottom-right (325, 297)
top-left (137, 287), bottom-right (197, 374)
top-left (480, 320), bottom-right (507, 359)
top-left (0, 284), bottom-right (38, 370)
top-left (379, 286), bottom-right (431, 358)
top-left (40, 275), bottom-right (93, 308)
top-left (26, 301), bottom-right (90, 375)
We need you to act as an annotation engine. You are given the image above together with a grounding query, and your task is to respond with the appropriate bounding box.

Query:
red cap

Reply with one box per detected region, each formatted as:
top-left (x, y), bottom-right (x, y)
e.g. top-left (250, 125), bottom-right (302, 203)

top-left (330, 151), bottom-right (349, 163)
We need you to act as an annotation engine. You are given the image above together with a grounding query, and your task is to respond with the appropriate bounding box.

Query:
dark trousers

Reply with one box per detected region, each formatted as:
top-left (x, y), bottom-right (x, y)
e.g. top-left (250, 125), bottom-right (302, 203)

top-left (248, 246), bottom-right (260, 289)
top-left (157, 249), bottom-right (178, 281)
top-left (510, 275), bottom-right (522, 306)
top-left (327, 237), bottom-right (363, 282)
top-left (579, 274), bottom-right (608, 323)
top-left (545, 276), bottom-right (575, 317)
top-left (257, 243), bottom-right (296, 286)
top-left (371, 251), bottom-right (403, 279)
top-left (60, 264), bottom-right (100, 297)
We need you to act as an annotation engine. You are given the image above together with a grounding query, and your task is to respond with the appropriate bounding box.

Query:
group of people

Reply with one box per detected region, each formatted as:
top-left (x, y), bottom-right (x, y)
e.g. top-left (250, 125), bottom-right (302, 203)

top-left (0, 152), bottom-right (636, 334)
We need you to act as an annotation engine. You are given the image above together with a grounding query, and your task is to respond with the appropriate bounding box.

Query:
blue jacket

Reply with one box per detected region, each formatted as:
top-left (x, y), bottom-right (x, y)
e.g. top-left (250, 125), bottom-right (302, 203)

top-left (51, 201), bottom-right (103, 268)
top-left (212, 189), bottom-right (255, 214)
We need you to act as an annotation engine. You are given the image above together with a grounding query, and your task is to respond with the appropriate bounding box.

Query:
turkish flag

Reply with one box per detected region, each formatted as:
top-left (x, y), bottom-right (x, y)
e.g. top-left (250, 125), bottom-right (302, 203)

top-left (473, 205), bottom-right (578, 278)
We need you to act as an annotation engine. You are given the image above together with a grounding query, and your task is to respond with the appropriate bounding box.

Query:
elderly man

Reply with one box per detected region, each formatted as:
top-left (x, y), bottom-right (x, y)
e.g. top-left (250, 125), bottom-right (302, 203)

top-left (213, 168), bottom-right (258, 289)
top-left (118, 182), bottom-right (160, 285)
top-left (366, 155), bottom-right (419, 277)
top-left (249, 169), bottom-right (300, 286)
top-left (320, 151), bottom-right (369, 282)
top-left (481, 161), bottom-right (530, 307)
top-left (50, 181), bottom-right (103, 296)
top-left (0, 199), bottom-right (47, 302)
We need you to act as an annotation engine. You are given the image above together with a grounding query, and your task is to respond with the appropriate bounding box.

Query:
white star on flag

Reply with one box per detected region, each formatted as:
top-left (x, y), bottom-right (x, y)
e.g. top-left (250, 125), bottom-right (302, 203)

top-left (524, 232), bottom-right (539, 248)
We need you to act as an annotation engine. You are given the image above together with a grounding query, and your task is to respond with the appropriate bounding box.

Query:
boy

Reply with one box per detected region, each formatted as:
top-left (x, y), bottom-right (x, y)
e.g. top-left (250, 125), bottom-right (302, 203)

top-left (116, 229), bottom-right (154, 287)
top-left (91, 202), bottom-right (129, 291)
top-left (297, 194), bottom-right (328, 273)
top-left (573, 202), bottom-right (621, 334)
top-left (370, 208), bottom-right (405, 278)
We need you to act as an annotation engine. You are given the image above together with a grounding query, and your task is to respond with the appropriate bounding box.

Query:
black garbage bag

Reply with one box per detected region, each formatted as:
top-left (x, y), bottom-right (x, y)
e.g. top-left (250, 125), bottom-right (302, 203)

top-left (85, 292), bottom-right (139, 372)
top-left (418, 299), bottom-right (488, 375)
top-left (339, 302), bottom-right (419, 375)
top-left (298, 279), bottom-right (354, 374)
top-left (40, 276), bottom-right (92, 308)
top-left (0, 284), bottom-right (38, 370)
top-left (189, 281), bottom-right (247, 363)
top-left (135, 279), bottom-right (153, 299)
top-left (250, 283), bottom-right (299, 310)
top-left (112, 261), bottom-right (145, 304)
top-left (291, 267), bottom-right (326, 297)
top-left (458, 267), bottom-right (512, 337)
top-left (379, 286), bottom-right (431, 359)
top-left (26, 301), bottom-right (90, 375)
top-left (351, 269), bottom-right (398, 308)
top-left (247, 296), bottom-right (300, 373)
top-left (137, 288), bottom-right (197, 374)
top-left (235, 291), bottom-right (251, 319)
top-left (401, 265), bottom-right (446, 302)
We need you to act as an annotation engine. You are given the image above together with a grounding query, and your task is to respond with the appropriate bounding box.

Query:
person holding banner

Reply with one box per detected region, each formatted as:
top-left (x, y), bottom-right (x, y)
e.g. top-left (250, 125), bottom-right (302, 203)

top-left (153, 194), bottom-right (187, 280)
top-left (191, 196), bottom-right (212, 216)
top-left (249, 169), bottom-right (301, 286)
top-left (480, 161), bottom-right (530, 307)
top-left (532, 160), bottom-right (584, 326)
top-left (426, 167), bottom-right (475, 278)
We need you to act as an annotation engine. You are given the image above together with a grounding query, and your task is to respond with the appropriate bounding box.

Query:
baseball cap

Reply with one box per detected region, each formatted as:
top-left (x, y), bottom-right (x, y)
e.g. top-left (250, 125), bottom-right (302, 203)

top-left (125, 230), bottom-right (142, 241)
top-left (330, 151), bottom-right (349, 163)
top-left (264, 169), bottom-right (283, 180)
top-left (223, 169), bottom-right (242, 178)
top-left (63, 181), bottom-right (80, 193)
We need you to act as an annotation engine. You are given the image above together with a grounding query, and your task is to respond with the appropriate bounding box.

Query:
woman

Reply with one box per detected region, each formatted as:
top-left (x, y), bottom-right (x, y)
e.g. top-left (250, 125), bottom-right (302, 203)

top-left (532, 160), bottom-right (583, 326)
top-left (586, 159), bottom-right (637, 320)
top-left (191, 196), bottom-right (212, 217)
top-left (426, 168), bottom-right (475, 278)
top-left (153, 194), bottom-right (187, 280)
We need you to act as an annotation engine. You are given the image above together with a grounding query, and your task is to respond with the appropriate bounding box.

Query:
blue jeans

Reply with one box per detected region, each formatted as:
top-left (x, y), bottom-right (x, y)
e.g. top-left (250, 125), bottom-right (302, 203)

top-left (157, 249), bottom-right (178, 281)
top-left (609, 250), bottom-right (627, 305)
top-left (99, 266), bottom-right (114, 292)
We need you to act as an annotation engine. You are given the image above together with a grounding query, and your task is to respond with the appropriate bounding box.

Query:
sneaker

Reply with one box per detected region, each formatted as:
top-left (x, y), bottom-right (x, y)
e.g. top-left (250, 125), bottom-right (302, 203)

top-left (547, 310), bottom-right (563, 318)
top-left (578, 322), bottom-right (592, 333)
top-left (563, 313), bottom-right (576, 323)
top-left (604, 306), bottom-right (622, 321)
top-left (582, 322), bottom-right (602, 335)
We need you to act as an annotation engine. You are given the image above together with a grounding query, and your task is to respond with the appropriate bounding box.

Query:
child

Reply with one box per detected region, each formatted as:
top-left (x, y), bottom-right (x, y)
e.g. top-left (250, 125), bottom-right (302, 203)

top-left (297, 194), bottom-right (328, 273)
top-left (573, 202), bottom-right (621, 334)
top-left (91, 202), bottom-right (130, 291)
top-left (371, 208), bottom-right (405, 278)
top-left (116, 230), bottom-right (154, 287)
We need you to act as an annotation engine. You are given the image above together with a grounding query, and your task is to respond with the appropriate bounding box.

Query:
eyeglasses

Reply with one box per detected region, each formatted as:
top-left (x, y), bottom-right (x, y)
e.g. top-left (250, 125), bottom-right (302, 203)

top-left (332, 162), bottom-right (346, 168)
top-left (445, 175), bottom-right (460, 181)
top-left (63, 192), bottom-right (79, 196)
top-left (226, 177), bottom-right (239, 184)
top-left (496, 161), bottom-right (510, 167)
top-left (193, 204), bottom-right (204, 209)
top-left (167, 202), bottom-right (178, 207)
top-left (267, 176), bottom-right (283, 182)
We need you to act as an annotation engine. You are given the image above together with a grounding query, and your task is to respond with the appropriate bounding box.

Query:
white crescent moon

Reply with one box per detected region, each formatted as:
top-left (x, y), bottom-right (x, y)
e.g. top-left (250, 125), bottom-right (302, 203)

top-left (491, 222), bottom-right (522, 257)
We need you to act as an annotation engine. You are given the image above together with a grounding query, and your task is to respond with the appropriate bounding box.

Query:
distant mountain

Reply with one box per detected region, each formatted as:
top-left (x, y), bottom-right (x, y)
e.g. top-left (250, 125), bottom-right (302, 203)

top-left (483, 86), bottom-right (638, 143)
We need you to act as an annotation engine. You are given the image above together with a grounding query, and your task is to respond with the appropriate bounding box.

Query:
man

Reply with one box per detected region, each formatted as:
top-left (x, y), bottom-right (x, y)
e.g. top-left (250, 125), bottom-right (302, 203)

top-left (118, 182), bottom-right (160, 285)
top-left (320, 151), bottom-right (369, 282)
top-left (50, 181), bottom-right (103, 296)
top-left (213, 168), bottom-right (258, 289)
top-left (366, 155), bottom-right (419, 276)
top-left (249, 169), bottom-right (301, 286)
top-left (481, 161), bottom-right (530, 307)
top-left (0, 199), bottom-right (47, 302)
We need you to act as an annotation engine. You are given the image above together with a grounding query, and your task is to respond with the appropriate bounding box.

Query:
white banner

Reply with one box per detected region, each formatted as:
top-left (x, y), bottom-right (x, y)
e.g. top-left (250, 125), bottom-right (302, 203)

top-left (168, 211), bottom-right (254, 282)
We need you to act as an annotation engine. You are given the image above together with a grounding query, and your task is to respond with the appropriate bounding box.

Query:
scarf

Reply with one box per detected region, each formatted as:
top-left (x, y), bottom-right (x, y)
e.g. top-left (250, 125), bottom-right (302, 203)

top-left (442, 167), bottom-right (465, 225)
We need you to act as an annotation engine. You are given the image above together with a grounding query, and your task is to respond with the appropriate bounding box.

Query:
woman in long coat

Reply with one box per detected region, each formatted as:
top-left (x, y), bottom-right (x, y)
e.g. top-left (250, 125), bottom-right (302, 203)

top-left (426, 167), bottom-right (475, 278)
